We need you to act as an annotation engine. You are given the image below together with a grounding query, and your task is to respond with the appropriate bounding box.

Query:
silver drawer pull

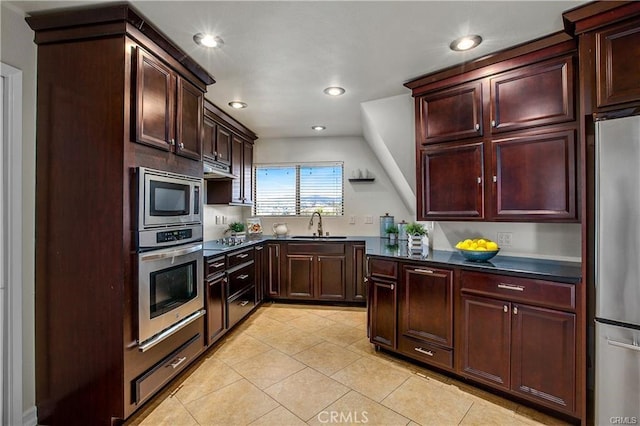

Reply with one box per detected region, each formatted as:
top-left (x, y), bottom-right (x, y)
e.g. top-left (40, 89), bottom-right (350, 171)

top-left (503, 305), bottom-right (508, 313)
top-left (607, 339), bottom-right (640, 352)
top-left (413, 268), bottom-right (434, 274)
top-left (238, 274), bottom-right (249, 280)
top-left (414, 347), bottom-right (434, 356)
top-left (169, 356), bottom-right (187, 369)
top-left (239, 300), bottom-right (249, 307)
top-left (498, 283), bottom-right (524, 292)
top-left (211, 262), bottom-right (225, 268)
top-left (237, 253), bottom-right (249, 259)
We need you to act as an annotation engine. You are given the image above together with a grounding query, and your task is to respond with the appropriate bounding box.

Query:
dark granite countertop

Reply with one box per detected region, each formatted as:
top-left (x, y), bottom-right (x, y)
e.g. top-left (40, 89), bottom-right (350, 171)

top-left (203, 235), bottom-right (582, 284)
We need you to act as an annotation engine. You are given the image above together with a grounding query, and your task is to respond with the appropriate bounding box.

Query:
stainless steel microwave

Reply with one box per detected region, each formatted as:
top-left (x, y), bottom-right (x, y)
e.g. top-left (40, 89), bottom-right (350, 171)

top-left (137, 167), bottom-right (203, 230)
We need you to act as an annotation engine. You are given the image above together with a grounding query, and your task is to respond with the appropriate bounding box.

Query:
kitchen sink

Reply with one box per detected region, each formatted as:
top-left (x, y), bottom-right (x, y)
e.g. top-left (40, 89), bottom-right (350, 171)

top-left (291, 235), bottom-right (348, 239)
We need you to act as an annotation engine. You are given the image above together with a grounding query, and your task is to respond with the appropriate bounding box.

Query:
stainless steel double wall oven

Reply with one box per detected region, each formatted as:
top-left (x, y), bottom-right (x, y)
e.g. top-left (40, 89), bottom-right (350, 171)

top-left (135, 167), bottom-right (205, 351)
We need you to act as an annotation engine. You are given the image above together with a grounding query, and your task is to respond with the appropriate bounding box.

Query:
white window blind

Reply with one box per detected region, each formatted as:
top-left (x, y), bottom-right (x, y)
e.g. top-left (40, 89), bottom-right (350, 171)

top-left (254, 162), bottom-right (344, 216)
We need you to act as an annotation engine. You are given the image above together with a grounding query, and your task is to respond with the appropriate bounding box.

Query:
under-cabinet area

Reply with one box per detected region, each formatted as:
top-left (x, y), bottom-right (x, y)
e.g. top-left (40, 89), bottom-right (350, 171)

top-left (367, 254), bottom-right (583, 424)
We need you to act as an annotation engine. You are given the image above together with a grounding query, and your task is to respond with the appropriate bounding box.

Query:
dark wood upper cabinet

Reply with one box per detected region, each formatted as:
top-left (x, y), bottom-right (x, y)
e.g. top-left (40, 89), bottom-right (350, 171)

top-left (176, 78), bottom-right (204, 160)
top-left (135, 48), bottom-right (175, 151)
top-left (203, 105), bottom-right (233, 167)
top-left (491, 129), bottom-right (576, 220)
top-left (418, 81), bottom-right (483, 144)
top-left (134, 47), bottom-right (203, 161)
top-left (418, 141), bottom-right (484, 220)
top-left (216, 126), bottom-right (232, 165)
top-left (490, 55), bottom-right (574, 133)
top-left (596, 19), bottom-right (640, 108)
top-left (408, 33), bottom-right (578, 223)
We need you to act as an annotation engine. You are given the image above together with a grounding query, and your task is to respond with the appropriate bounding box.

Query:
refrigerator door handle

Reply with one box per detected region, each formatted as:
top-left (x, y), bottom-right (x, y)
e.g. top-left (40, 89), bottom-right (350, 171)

top-left (607, 338), bottom-right (640, 352)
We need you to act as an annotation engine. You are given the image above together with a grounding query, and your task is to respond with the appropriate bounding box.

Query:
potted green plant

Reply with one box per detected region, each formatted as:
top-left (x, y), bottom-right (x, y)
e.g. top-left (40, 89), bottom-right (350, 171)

top-left (386, 224), bottom-right (399, 244)
top-left (227, 222), bottom-right (246, 243)
top-left (405, 222), bottom-right (428, 254)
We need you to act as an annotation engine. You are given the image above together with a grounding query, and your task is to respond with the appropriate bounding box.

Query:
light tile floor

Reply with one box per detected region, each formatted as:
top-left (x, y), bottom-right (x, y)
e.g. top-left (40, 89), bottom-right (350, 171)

top-left (126, 304), bottom-right (570, 426)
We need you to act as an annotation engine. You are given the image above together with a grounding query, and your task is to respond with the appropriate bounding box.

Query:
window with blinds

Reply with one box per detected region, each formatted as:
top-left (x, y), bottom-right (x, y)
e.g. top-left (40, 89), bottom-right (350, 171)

top-left (254, 162), bottom-right (344, 216)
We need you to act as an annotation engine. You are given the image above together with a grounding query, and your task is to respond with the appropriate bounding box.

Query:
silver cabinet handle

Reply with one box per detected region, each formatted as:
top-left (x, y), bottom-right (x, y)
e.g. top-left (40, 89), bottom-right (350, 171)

top-left (498, 283), bottom-right (525, 292)
top-left (607, 339), bottom-right (640, 352)
top-left (178, 142), bottom-right (184, 150)
top-left (363, 277), bottom-right (369, 283)
top-left (170, 356), bottom-right (187, 369)
top-left (140, 243), bottom-right (202, 262)
top-left (475, 123), bottom-right (480, 131)
top-left (238, 274), bottom-right (249, 280)
top-left (503, 305), bottom-right (508, 313)
top-left (491, 120), bottom-right (496, 127)
top-left (138, 309), bottom-right (205, 352)
top-left (239, 300), bottom-right (249, 307)
top-left (513, 306), bottom-right (518, 315)
top-left (414, 347), bottom-right (434, 356)
top-left (212, 262), bottom-right (225, 268)
top-left (169, 138), bottom-right (176, 146)
top-left (477, 177), bottom-right (481, 184)
top-left (413, 268), bottom-right (434, 274)
top-left (237, 253), bottom-right (249, 259)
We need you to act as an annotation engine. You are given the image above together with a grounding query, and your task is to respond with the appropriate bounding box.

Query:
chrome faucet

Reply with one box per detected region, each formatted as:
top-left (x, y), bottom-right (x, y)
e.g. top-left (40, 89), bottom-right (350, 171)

top-left (309, 211), bottom-right (323, 237)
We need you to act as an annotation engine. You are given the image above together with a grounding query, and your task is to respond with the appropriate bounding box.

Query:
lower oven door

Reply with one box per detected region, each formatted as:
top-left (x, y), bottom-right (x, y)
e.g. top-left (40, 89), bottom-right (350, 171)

top-left (138, 242), bottom-right (204, 347)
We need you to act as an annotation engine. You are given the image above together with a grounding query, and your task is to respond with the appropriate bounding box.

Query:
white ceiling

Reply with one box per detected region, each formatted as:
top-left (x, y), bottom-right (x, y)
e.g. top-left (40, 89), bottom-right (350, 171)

top-left (9, 0), bottom-right (587, 139)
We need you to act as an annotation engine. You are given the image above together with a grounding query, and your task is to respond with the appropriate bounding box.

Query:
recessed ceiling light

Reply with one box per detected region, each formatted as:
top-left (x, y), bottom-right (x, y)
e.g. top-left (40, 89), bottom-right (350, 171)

top-left (449, 35), bottom-right (482, 51)
top-left (228, 101), bottom-right (247, 109)
top-left (323, 86), bottom-right (345, 96)
top-left (312, 125), bottom-right (326, 131)
top-left (193, 33), bottom-right (224, 48)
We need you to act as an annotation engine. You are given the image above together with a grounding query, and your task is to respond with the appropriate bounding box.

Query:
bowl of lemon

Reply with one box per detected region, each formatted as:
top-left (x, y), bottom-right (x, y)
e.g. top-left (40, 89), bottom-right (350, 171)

top-left (455, 238), bottom-right (500, 262)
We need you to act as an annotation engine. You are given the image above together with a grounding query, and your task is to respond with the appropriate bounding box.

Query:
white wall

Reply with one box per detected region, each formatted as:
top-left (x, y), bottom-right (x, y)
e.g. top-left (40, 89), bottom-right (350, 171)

top-left (0, 2), bottom-right (37, 419)
top-left (202, 202), bottom-right (248, 241)
top-left (254, 136), bottom-right (413, 237)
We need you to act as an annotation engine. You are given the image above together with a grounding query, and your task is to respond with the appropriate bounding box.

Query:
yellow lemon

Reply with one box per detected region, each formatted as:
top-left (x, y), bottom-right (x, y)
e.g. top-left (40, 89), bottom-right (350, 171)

top-left (476, 247), bottom-right (487, 251)
top-left (455, 241), bottom-right (464, 249)
top-left (487, 241), bottom-right (499, 250)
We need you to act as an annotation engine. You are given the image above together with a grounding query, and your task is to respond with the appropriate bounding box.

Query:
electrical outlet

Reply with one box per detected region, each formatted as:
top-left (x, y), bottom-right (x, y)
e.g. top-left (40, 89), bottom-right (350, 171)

top-left (497, 232), bottom-right (513, 247)
top-left (349, 215), bottom-right (356, 224)
top-left (365, 215), bottom-right (373, 224)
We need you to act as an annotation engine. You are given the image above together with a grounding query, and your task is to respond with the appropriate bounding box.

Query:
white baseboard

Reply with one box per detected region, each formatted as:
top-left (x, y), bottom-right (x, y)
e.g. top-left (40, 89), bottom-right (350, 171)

top-left (23, 406), bottom-right (37, 426)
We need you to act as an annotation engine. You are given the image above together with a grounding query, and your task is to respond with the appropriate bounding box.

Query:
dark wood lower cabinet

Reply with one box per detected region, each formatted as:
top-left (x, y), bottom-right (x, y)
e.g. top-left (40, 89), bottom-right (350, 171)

top-left (511, 304), bottom-right (576, 412)
top-left (205, 273), bottom-right (226, 345)
top-left (461, 294), bottom-right (511, 388)
top-left (271, 241), bottom-right (364, 303)
top-left (368, 257), bottom-right (581, 422)
top-left (368, 275), bottom-right (397, 349)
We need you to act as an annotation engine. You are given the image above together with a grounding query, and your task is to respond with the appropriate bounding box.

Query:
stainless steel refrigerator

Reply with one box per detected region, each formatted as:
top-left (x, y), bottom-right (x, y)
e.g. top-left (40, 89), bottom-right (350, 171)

top-left (595, 115), bottom-right (640, 425)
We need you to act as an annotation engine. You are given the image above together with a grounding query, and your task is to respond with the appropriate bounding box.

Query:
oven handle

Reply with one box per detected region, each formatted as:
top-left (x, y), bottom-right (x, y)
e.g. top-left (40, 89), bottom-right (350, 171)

top-left (139, 243), bottom-right (203, 262)
top-left (138, 309), bottom-right (206, 352)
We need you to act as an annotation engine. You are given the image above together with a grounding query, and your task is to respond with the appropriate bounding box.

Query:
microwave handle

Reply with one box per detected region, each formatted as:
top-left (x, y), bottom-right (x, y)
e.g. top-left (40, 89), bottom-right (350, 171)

top-left (139, 243), bottom-right (202, 262)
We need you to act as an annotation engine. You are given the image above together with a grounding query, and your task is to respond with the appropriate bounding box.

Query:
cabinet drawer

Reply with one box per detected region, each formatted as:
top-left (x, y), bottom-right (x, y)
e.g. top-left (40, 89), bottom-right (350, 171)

top-left (398, 335), bottom-right (453, 370)
top-left (369, 258), bottom-right (397, 279)
top-left (134, 333), bottom-right (202, 404)
top-left (206, 255), bottom-right (226, 277)
top-left (287, 243), bottom-right (345, 255)
top-left (227, 247), bottom-right (254, 268)
top-left (228, 286), bottom-right (256, 328)
top-left (461, 271), bottom-right (575, 311)
top-left (228, 262), bottom-right (254, 298)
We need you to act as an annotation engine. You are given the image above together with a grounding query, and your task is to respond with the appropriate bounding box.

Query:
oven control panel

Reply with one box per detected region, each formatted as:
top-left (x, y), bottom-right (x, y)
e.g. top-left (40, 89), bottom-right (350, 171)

top-left (157, 229), bottom-right (193, 244)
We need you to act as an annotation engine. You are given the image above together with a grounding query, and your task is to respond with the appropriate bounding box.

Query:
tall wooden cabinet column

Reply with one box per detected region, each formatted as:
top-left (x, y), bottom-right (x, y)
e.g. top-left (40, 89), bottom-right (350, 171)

top-left (26, 5), bottom-right (215, 425)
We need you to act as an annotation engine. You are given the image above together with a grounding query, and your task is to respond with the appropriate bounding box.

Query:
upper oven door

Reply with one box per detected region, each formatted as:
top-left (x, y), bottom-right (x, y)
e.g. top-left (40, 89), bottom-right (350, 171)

top-left (139, 167), bottom-right (202, 229)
